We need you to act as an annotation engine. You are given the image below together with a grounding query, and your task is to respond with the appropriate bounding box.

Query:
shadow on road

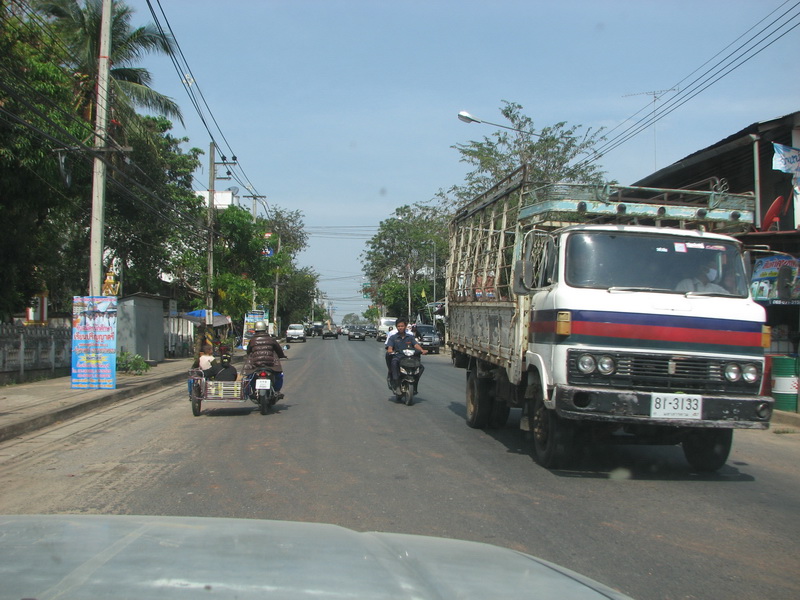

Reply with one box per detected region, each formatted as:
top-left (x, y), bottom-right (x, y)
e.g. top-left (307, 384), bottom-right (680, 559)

top-left (197, 402), bottom-right (296, 417)
top-left (447, 402), bottom-right (755, 482)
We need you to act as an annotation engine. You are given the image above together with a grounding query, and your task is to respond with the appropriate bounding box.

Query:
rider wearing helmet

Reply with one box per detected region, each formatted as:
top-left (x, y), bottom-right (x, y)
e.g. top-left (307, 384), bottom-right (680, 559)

top-left (386, 317), bottom-right (427, 394)
top-left (246, 321), bottom-right (287, 398)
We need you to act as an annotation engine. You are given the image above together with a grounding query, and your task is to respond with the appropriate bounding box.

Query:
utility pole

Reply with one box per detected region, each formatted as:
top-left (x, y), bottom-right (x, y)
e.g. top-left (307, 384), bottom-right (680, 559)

top-left (272, 236), bottom-right (281, 335)
top-left (88, 0), bottom-right (112, 296)
top-left (407, 262), bottom-right (412, 319)
top-left (206, 142), bottom-right (215, 332)
top-left (244, 193), bottom-right (266, 310)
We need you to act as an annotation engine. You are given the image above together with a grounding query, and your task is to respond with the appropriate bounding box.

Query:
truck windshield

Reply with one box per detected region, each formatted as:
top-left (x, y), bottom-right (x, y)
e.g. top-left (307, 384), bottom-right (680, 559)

top-left (565, 231), bottom-right (749, 297)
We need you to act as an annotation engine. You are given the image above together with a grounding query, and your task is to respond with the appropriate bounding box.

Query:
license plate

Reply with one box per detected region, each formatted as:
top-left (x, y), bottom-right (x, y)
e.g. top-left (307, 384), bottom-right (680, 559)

top-left (255, 378), bottom-right (271, 390)
top-left (651, 393), bottom-right (702, 419)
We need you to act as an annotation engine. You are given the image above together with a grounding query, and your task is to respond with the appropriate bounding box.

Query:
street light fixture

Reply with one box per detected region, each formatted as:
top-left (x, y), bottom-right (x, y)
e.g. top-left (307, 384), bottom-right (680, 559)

top-left (457, 110), bottom-right (541, 137)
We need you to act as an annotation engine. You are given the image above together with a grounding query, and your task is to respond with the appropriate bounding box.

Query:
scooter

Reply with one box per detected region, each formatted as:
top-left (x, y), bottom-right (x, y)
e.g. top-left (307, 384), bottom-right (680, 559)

top-left (387, 348), bottom-right (423, 406)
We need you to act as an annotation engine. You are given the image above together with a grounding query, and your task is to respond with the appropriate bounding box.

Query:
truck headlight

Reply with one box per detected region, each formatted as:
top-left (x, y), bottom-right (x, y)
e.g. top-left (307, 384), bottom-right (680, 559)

top-left (577, 354), bottom-right (596, 374)
top-left (724, 363), bottom-right (742, 382)
top-left (742, 364), bottom-right (759, 384)
top-left (597, 355), bottom-right (616, 375)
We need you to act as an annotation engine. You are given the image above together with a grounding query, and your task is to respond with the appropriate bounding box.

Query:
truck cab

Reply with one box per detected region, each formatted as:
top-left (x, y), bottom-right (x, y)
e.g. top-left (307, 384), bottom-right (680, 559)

top-left (446, 168), bottom-right (772, 472)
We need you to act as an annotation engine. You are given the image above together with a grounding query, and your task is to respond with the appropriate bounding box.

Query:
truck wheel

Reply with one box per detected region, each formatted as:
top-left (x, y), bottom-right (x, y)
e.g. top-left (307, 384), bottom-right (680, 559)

top-left (452, 351), bottom-right (469, 369)
top-left (531, 394), bottom-right (574, 468)
top-left (466, 371), bottom-right (492, 429)
top-left (682, 429), bottom-right (733, 472)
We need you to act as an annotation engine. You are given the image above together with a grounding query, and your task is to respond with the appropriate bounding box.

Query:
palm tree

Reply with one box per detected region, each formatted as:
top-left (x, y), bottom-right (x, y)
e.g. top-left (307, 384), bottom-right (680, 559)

top-left (35, 0), bottom-right (183, 128)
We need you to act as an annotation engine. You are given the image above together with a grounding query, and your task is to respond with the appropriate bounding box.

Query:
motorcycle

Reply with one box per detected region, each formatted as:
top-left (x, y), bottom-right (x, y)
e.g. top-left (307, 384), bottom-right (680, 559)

top-left (387, 348), bottom-right (423, 406)
top-left (248, 344), bottom-right (289, 415)
top-left (249, 369), bottom-right (279, 414)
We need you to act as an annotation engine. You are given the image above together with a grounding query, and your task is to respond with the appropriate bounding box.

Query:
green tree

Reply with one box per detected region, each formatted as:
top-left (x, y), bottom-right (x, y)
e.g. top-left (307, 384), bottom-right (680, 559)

top-left (34, 0), bottom-right (182, 128)
top-left (105, 116), bottom-right (203, 300)
top-left (278, 266), bottom-right (318, 326)
top-left (207, 204), bottom-right (313, 329)
top-left (361, 204), bottom-right (447, 319)
top-left (0, 11), bottom-right (89, 318)
top-left (440, 100), bottom-right (609, 210)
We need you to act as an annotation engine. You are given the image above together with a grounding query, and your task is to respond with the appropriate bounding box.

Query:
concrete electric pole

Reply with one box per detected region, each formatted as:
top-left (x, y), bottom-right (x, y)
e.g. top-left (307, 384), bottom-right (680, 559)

top-left (88, 0), bottom-right (112, 296)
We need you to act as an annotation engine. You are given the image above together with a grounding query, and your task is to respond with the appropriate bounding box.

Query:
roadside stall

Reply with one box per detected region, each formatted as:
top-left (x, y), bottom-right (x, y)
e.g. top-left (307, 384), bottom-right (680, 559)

top-left (750, 252), bottom-right (800, 412)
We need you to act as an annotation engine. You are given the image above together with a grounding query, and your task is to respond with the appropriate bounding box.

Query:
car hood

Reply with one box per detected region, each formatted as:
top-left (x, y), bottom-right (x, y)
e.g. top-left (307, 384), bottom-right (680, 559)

top-left (0, 515), bottom-right (632, 599)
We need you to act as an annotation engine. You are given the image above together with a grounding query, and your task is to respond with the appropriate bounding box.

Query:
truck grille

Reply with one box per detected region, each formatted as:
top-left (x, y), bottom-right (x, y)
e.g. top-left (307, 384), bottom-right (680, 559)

top-left (567, 350), bottom-right (760, 395)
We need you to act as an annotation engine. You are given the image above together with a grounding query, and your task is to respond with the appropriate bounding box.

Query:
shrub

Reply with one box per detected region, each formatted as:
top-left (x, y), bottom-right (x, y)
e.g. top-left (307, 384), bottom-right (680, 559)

top-left (117, 351), bottom-right (151, 375)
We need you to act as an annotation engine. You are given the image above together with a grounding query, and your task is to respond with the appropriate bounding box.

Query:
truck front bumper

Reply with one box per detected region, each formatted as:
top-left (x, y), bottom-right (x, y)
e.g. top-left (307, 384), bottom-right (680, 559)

top-left (553, 385), bottom-right (773, 429)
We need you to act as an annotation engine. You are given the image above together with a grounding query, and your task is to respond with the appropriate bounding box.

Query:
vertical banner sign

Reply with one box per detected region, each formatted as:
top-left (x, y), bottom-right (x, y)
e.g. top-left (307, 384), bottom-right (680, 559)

top-left (71, 296), bottom-right (117, 389)
top-left (242, 309), bottom-right (266, 350)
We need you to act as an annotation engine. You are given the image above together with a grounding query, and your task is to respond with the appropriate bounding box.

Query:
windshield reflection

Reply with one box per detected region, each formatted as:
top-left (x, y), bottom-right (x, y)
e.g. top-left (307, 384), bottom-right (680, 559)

top-left (565, 231), bottom-right (749, 297)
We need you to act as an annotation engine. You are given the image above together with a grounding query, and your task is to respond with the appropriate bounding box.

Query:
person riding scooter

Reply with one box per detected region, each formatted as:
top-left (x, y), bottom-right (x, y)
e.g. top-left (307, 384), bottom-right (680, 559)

top-left (386, 318), bottom-right (427, 395)
top-left (245, 321), bottom-right (287, 399)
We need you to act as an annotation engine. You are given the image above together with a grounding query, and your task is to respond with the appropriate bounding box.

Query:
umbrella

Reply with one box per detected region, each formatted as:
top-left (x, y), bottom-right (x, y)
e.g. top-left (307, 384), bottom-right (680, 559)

top-left (180, 310), bottom-right (231, 328)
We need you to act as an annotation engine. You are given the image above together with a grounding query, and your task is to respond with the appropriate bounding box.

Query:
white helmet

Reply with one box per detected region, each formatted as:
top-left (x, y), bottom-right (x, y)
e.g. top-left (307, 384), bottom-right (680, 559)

top-left (254, 321), bottom-right (267, 332)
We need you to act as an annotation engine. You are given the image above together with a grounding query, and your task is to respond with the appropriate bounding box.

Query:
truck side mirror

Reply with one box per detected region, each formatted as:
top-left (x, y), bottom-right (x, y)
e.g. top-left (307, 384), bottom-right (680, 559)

top-left (513, 260), bottom-right (535, 293)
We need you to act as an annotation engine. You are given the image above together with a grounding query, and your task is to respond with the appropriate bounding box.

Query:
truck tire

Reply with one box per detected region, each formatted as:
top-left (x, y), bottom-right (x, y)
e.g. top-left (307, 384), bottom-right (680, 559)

top-left (682, 429), bottom-right (733, 472)
top-left (531, 393), bottom-right (574, 469)
top-left (465, 371), bottom-right (492, 429)
top-left (452, 351), bottom-right (469, 369)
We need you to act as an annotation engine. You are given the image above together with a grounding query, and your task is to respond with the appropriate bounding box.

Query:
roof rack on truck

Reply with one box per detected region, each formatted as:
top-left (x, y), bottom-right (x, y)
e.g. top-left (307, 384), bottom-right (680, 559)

top-left (454, 164), bottom-right (756, 233)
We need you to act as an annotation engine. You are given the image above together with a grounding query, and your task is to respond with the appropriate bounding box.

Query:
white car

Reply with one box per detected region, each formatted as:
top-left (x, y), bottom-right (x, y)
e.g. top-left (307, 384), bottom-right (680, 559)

top-left (286, 323), bottom-right (306, 342)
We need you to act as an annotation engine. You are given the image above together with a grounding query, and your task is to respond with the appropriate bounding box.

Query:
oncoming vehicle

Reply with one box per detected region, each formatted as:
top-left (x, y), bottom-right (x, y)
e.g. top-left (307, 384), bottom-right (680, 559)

top-left (414, 324), bottom-right (441, 354)
top-left (377, 316), bottom-right (397, 342)
top-left (348, 326), bottom-right (366, 341)
top-left (447, 170), bottom-right (772, 472)
top-left (286, 323), bottom-right (306, 343)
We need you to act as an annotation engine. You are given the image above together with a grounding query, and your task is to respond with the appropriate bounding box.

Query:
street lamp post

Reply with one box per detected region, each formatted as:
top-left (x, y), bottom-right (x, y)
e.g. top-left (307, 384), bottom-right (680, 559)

top-left (457, 111), bottom-right (541, 137)
top-left (422, 240), bottom-right (437, 303)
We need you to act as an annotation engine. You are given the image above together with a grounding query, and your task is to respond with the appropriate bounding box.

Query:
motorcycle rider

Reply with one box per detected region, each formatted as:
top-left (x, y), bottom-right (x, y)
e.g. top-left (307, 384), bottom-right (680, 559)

top-left (246, 321), bottom-right (287, 399)
top-left (386, 317), bottom-right (427, 394)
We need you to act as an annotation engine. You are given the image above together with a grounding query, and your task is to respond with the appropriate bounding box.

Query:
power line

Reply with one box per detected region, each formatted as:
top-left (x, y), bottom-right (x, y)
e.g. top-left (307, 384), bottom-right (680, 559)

top-left (576, 0), bottom-right (800, 172)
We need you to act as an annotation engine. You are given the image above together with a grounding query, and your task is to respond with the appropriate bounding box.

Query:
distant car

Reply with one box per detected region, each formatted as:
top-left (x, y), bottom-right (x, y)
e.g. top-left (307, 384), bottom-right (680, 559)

top-left (377, 316), bottom-right (397, 342)
top-left (286, 323), bottom-right (306, 343)
top-left (414, 324), bottom-right (441, 354)
top-left (348, 327), bottom-right (366, 341)
top-left (322, 328), bottom-right (338, 339)
top-left (341, 325), bottom-right (351, 335)
top-left (364, 325), bottom-right (377, 338)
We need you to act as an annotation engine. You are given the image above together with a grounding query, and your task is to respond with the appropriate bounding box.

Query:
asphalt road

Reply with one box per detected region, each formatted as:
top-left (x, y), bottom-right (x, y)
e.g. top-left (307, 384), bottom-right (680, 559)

top-left (1, 336), bottom-right (799, 600)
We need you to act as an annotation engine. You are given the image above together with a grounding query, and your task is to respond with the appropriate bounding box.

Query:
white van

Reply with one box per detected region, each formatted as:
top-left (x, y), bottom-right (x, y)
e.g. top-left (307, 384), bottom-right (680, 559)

top-left (377, 316), bottom-right (398, 342)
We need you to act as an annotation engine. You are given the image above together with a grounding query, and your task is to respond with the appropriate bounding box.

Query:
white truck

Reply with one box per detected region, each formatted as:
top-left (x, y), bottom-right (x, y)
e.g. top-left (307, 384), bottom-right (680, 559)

top-left (446, 165), bottom-right (773, 471)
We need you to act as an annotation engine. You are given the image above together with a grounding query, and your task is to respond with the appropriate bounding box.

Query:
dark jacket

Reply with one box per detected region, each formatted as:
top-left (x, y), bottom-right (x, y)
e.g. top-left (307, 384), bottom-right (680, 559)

top-left (213, 365), bottom-right (238, 381)
top-left (246, 332), bottom-right (286, 372)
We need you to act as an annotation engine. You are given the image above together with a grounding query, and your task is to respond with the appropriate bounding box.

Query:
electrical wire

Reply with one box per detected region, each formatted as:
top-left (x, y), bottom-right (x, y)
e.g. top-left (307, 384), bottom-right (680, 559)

top-left (576, 1), bottom-right (800, 171)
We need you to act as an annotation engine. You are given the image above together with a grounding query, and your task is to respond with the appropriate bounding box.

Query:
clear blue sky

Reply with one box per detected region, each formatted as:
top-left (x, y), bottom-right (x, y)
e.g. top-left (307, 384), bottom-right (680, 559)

top-left (127, 0), bottom-right (799, 319)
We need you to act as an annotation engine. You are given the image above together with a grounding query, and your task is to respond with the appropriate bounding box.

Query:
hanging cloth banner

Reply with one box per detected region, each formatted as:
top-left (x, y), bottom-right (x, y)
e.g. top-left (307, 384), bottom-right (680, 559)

top-left (772, 143), bottom-right (800, 229)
